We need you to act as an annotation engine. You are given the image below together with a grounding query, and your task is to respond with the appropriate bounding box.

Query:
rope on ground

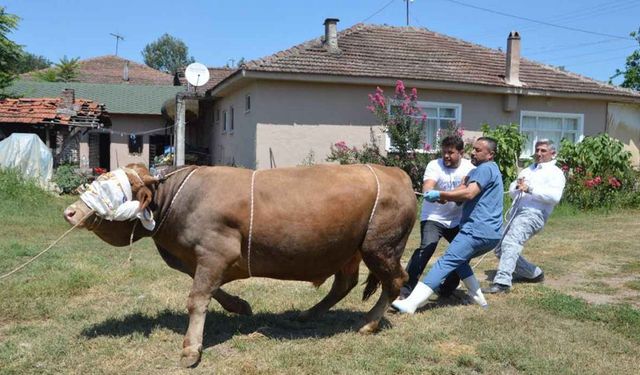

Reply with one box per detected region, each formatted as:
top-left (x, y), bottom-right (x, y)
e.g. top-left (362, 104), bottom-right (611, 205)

top-left (0, 210), bottom-right (95, 281)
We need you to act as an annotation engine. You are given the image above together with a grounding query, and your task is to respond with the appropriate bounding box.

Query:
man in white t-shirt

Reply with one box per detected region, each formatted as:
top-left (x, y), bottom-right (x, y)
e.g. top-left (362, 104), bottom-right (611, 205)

top-left (399, 135), bottom-right (475, 299)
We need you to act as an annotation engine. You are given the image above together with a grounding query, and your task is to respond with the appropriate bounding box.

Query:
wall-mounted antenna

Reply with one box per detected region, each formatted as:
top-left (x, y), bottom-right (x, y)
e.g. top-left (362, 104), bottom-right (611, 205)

top-left (110, 33), bottom-right (125, 56)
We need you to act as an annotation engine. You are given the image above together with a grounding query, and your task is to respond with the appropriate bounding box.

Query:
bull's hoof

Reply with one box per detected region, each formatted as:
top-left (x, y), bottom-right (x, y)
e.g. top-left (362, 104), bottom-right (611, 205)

top-left (358, 321), bottom-right (379, 335)
top-left (235, 299), bottom-right (253, 316)
top-left (180, 346), bottom-right (202, 368)
top-left (297, 309), bottom-right (319, 322)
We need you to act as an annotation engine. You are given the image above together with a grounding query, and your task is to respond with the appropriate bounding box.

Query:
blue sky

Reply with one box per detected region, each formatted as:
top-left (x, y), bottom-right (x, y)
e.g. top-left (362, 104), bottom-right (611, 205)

top-left (4, 0), bottom-right (639, 84)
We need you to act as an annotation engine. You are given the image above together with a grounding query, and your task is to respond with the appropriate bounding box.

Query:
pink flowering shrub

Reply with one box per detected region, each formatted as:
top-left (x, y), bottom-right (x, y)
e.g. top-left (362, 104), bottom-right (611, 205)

top-left (557, 134), bottom-right (639, 209)
top-left (327, 80), bottom-right (434, 190)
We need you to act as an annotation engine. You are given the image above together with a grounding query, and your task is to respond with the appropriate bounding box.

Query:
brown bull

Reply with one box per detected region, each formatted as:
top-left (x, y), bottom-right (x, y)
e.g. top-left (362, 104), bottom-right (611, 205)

top-left (64, 163), bottom-right (416, 367)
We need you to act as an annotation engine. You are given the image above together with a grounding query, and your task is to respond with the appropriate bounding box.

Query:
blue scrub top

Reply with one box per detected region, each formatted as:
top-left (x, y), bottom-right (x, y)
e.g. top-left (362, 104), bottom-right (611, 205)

top-left (460, 161), bottom-right (504, 239)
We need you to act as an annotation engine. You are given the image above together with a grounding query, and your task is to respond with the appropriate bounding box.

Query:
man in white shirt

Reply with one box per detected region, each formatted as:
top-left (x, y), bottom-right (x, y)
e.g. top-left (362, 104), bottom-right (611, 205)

top-left (484, 139), bottom-right (566, 294)
top-left (399, 135), bottom-right (475, 299)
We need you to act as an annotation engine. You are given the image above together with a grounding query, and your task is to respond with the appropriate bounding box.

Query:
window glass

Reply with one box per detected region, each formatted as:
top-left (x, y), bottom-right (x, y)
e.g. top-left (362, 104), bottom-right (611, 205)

top-left (128, 134), bottom-right (143, 154)
top-left (521, 112), bottom-right (582, 158)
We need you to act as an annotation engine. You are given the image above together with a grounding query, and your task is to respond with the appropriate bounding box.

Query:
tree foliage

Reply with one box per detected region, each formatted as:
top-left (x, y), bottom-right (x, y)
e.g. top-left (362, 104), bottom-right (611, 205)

top-left (142, 33), bottom-right (195, 74)
top-left (0, 7), bottom-right (22, 98)
top-left (610, 28), bottom-right (640, 91)
top-left (33, 56), bottom-right (80, 82)
top-left (15, 52), bottom-right (52, 74)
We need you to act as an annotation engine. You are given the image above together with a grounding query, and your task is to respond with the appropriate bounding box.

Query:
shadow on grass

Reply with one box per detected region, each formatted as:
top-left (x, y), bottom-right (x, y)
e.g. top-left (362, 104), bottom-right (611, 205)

top-left (81, 308), bottom-right (390, 349)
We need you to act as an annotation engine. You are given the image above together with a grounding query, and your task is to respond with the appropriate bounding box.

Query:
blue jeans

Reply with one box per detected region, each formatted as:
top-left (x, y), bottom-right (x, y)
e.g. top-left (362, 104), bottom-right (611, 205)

top-left (422, 231), bottom-right (500, 290)
top-left (401, 220), bottom-right (460, 297)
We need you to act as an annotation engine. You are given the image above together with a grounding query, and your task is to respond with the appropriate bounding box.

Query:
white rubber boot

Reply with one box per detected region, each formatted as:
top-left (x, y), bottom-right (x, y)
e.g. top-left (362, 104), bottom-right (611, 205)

top-left (462, 275), bottom-right (488, 308)
top-left (391, 282), bottom-right (434, 314)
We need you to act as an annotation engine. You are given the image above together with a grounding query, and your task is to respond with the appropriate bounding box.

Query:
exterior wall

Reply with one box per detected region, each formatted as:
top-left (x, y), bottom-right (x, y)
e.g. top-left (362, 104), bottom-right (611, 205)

top-left (79, 113), bottom-right (168, 170)
top-left (608, 103), bottom-right (640, 167)
top-left (210, 79), bottom-right (612, 169)
top-left (211, 82), bottom-right (258, 168)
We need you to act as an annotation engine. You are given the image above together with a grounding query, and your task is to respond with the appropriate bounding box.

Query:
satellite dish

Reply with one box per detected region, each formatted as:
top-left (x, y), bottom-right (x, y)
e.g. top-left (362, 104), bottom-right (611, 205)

top-left (184, 62), bottom-right (210, 87)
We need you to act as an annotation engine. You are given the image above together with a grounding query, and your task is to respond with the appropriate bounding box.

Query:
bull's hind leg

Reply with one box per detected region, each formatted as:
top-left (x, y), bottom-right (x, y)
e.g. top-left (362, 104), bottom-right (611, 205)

top-left (213, 289), bottom-right (253, 316)
top-left (359, 233), bottom-right (410, 334)
top-left (299, 253), bottom-right (361, 320)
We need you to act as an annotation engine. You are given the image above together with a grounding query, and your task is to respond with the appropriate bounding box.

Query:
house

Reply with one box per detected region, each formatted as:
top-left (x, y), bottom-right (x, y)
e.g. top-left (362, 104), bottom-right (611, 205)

top-left (204, 19), bottom-right (640, 169)
top-left (11, 56), bottom-right (183, 169)
top-left (0, 89), bottom-right (109, 164)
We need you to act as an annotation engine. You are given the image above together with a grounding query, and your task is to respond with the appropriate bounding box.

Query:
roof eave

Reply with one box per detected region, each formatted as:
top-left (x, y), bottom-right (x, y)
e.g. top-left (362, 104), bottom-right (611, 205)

top-left (209, 70), bottom-right (640, 104)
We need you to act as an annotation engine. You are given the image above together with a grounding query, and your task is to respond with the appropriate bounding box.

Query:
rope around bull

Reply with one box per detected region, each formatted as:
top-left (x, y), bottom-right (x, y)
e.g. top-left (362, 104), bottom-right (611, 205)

top-left (0, 210), bottom-right (95, 281)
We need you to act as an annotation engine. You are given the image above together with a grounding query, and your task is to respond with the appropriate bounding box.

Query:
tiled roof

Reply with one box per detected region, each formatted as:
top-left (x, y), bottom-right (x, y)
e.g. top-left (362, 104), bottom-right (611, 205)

top-left (241, 24), bottom-right (640, 99)
top-left (21, 55), bottom-right (174, 86)
top-left (10, 81), bottom-right (183, 115)
top-left (0, 97), bottom-right (109, 127)
top-left (176, 67), bottom-right (236, 92)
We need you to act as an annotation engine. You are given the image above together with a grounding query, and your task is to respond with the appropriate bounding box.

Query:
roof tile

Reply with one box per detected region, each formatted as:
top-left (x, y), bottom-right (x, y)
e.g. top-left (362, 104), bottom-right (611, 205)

top-left (242, 24), bottom-right (639, 99)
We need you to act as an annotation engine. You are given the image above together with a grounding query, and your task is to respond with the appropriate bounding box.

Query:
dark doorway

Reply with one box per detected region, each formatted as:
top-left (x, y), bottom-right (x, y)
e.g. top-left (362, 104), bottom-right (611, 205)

top-left (89, 133), bottom-right (111, 170)
top-left (149, 134), bottom-right (171, 165)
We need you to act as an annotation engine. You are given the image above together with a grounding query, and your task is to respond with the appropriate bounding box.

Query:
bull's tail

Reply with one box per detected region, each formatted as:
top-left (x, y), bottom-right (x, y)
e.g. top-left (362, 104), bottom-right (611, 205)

top-left (362, 272), bottom-right (380, 301)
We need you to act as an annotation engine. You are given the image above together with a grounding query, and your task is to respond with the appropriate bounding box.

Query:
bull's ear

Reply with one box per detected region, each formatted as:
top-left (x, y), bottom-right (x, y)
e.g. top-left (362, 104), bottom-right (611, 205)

top-left (136, 174), bottom-right (159, 211)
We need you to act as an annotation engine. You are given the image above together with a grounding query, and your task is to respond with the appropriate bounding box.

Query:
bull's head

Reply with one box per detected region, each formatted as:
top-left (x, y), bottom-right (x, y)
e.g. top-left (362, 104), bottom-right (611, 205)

top-left (63, 163), bottom-right (158, 246)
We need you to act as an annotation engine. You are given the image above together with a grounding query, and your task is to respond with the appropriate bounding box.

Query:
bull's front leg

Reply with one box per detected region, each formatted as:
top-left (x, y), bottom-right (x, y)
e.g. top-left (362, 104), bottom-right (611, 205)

top-left (180, 261), bottom-right (223, 368)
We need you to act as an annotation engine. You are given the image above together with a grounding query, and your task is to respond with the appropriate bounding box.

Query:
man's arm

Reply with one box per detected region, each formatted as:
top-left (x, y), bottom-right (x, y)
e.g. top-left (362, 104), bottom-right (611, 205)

top-left (422, 179), bottom-right (437, 193)
top-left (439, 181), bottom-right (481, 202)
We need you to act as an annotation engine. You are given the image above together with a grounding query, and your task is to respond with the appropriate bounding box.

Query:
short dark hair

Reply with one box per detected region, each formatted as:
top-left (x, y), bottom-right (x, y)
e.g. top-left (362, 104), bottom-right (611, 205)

top-left (477, 137), bottom-right (498, 154)
top-left (440, 135), bottom-right (464, 151)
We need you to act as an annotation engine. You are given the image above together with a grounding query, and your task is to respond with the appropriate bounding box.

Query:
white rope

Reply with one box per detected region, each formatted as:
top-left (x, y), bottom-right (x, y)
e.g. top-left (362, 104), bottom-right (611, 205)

top-left (0, 210), bottom-right (95, 281)
top-left (127, 220), bottom-right (138, 264)
top-left (150, 167), bottom-right (200, 238)
top-left (247, 170), bottom-right (258, 277)
top-left (364, 164), bottom-right (381, 230)
top-left (471, 191), bottom-right (523, 269)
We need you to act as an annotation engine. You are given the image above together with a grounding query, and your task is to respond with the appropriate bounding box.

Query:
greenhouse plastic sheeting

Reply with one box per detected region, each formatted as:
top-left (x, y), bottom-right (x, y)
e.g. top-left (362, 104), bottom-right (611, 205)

top-left (0, 133), bottom-right (54, 189)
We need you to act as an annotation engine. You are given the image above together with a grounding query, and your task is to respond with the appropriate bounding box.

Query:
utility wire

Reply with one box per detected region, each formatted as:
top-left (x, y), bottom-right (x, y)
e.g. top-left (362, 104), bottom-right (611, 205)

top-left (441, 0), bottom-right (635, 40)
top-left (542, 45), bottom-right (636, 63)
top-left (362, 0), bottom-right (397, 23)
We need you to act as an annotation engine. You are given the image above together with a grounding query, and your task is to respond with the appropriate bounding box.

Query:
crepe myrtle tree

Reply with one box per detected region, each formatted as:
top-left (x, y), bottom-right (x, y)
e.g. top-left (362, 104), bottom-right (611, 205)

top-left (327, 80), bottom-right (433, 190)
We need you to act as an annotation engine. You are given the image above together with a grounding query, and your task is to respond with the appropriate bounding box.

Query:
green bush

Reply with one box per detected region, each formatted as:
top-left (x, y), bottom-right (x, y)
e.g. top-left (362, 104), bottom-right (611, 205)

top-left (0, 168), bottom-right (50, 204)
top-left (556, 134), bottom-right (639, 209)
top-left (52, 164), bottom-right (90, 194)
top-left (481, 123), bottom-right (527, 187)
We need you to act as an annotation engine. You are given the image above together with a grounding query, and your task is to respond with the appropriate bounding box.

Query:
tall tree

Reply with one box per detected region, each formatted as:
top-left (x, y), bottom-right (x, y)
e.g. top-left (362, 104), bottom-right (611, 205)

top-left (0, 7), bottom-right (23, 98)
top-left (610, 28), bottom-right (640, 91)
top-left (142, 33), bottom-right (195, 75)
top-left (16, 52), bottom-right (52, 74)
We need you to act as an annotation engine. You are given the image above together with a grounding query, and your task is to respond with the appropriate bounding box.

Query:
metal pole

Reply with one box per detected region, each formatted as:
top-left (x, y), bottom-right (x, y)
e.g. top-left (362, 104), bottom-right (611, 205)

top-left (406, 0), bottom-right (409, 26)
top-left (174, 93), bottom-right (186, 166)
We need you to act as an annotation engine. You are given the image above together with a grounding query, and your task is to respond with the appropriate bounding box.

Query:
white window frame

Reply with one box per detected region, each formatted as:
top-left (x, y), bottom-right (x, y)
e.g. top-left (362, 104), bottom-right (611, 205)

top-left (229, 106), bottom-right (235, 133)
top-left (519, 111), bottom-right (584, 158)
top-left (385, 100), bottom-right (462, 152)
top-left (222, 110), bottom-right (227, 133)
top-left (245, 94), bottom-right (251, 113)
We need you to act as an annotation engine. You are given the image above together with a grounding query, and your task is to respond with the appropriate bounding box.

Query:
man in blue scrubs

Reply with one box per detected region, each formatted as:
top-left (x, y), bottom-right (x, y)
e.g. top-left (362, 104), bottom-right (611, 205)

top-left (392, 137), bottom-right (503, 313)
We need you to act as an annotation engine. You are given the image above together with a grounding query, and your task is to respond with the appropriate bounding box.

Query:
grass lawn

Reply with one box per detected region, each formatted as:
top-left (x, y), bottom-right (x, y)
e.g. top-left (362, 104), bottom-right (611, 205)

top-left (1, 181), bottom-right (639, 374)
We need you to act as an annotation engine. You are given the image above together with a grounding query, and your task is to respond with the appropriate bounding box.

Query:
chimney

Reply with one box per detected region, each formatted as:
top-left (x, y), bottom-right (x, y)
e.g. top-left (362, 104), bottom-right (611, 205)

top-left (123, 60), bottom-right (130, 82)
top-left (323, 18), bottom-right (341, 54)
top-left (57, 89), bottom-right (77, 115)
top-left (505, 31), bottom-right (522, 86)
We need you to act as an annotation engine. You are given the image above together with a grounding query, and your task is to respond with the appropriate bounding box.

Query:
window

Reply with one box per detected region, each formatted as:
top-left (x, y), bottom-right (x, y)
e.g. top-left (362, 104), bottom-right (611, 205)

top-left (128, 134), bottom-right (143, 154)
top-left (520, 111), bottom-right (584, 157)
top-left (214, 109), bottom-right (220, 124)
top-left (245, 94), bottom-right (251, 113)
top-left (230, 106), bottom-right (235, 132)
top-left (386, 101), bottom-right (461, 151)
top-left (222, 110), bottom-right (227, 133)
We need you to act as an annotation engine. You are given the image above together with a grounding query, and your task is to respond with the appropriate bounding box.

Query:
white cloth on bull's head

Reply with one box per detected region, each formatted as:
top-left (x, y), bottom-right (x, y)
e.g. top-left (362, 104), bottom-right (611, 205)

top-left (80, 169), bottom-right (156, 230)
